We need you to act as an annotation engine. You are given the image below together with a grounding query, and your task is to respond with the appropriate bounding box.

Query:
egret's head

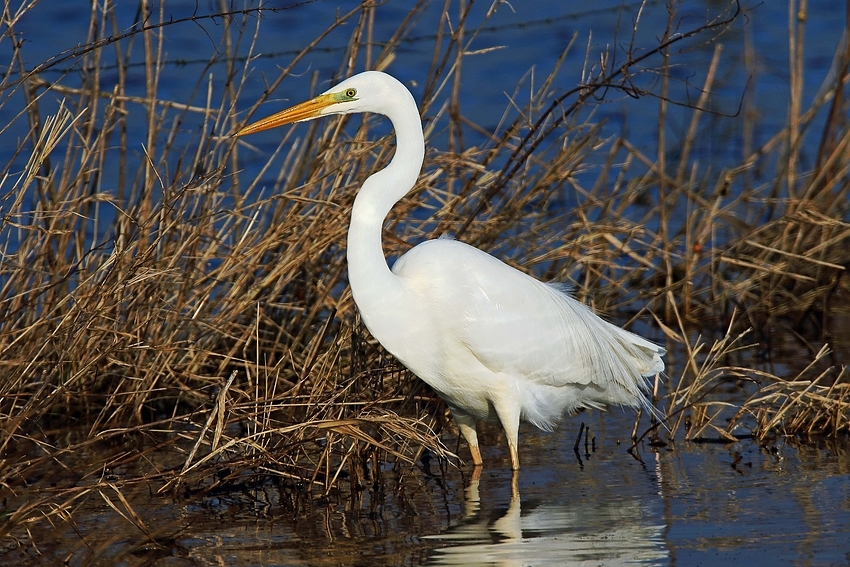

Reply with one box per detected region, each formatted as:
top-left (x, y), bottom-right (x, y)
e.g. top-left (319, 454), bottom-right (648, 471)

top-left (236, 71), bottom-right (410, 136)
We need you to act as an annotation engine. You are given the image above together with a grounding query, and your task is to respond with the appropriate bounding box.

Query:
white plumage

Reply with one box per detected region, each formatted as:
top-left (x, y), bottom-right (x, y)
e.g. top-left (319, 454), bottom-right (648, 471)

top-left (238, 71), bottom-right (665, 470)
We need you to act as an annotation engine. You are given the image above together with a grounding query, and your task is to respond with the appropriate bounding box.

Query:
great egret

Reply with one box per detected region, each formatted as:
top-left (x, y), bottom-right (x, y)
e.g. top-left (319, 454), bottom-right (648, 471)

top-left (237, 71), bottom-right (665, 470)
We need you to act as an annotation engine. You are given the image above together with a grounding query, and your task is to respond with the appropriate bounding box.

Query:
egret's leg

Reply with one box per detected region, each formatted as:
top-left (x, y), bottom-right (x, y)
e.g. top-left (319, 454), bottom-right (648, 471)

top-left (452, 409), bottom-right (483, 467)
top-left (506, 438), bottom-right (520, 471)
top-left (492, 397), bottom-right (521, 470)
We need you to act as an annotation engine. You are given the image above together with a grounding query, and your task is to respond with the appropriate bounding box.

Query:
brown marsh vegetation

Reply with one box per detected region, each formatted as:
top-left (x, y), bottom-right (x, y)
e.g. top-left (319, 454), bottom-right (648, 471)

top-left (0, 0), bottom-right (848, 557)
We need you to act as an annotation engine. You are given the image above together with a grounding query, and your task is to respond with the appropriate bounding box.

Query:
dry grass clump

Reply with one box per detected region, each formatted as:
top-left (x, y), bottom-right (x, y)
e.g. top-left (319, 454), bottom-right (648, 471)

top-left (0, 0), bottom-right (848, 555)
top-left (0, 2), bottom-right (458, 547)
top-left (656, 311), bottom-right (849, 444)
top-left (640, 2), bottom-right (850, 439)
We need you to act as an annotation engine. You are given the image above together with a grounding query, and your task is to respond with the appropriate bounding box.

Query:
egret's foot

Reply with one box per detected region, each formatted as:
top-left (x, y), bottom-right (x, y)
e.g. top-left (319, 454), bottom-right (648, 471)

top-left (453, 410), bottom-right (483, 467)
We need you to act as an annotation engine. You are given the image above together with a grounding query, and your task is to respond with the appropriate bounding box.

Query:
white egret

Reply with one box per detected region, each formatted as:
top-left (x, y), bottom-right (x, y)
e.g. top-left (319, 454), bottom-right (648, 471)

top-left (237, 71), bottom-right (665, 470)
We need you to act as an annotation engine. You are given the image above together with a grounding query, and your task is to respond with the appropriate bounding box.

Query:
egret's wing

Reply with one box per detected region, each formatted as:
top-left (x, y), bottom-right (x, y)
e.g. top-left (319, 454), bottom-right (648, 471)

top-left (409, 241), bottom-right (662, 387)
top-left (463, 267), bottom-right (663, 387)
top-left (393, 239), bottom-right (664, 403)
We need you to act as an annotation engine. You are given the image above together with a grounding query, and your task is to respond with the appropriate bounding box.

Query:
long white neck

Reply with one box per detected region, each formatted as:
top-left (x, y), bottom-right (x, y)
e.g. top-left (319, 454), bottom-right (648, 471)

top-left (346, 88), bottom-right (425, 338)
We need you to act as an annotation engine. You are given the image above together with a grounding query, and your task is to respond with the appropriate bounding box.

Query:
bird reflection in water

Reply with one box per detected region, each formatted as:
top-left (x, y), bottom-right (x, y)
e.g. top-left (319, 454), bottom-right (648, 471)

top-left (424, 471), bottom-right (667, 567)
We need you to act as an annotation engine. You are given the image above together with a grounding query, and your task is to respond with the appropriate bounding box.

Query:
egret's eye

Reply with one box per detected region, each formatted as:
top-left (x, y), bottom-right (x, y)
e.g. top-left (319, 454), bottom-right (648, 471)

top-left (345, 88), bottom-right (357, 98)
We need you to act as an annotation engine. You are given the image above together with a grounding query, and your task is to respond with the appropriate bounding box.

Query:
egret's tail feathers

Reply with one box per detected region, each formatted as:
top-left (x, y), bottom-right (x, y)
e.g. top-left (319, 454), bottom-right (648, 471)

top-left (605, 325), bottom-right (669, 426)
top-left (621, 330), bottom-right (666, 376)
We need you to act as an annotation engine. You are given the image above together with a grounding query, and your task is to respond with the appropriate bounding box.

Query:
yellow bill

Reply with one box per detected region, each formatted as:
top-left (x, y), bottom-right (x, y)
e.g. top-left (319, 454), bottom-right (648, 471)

top-left (236, 92), bottom-right (337, 136)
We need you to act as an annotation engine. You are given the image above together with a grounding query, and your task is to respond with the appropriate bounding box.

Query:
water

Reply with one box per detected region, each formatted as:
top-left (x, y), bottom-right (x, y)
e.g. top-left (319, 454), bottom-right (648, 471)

top-left (6, 412), bottom-right (848, 565)
top-left (2, 1), bottom-right (849, 564)
top-left (4, 0), bottom-right (845, 179)
top-left (4, 0), bottom-right (846, 264)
